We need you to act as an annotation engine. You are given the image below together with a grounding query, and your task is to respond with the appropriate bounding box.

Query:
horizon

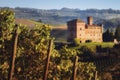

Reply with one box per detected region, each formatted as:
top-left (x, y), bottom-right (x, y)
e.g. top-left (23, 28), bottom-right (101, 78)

top-left (0, 0), bottom-right (120, 10)
top-left (1, 6), bottom-right (119, 11)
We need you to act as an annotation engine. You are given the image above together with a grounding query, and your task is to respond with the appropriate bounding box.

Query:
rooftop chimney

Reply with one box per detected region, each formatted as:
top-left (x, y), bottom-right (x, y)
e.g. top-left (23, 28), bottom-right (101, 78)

top-left (87, 16), bottom-right (93, 25)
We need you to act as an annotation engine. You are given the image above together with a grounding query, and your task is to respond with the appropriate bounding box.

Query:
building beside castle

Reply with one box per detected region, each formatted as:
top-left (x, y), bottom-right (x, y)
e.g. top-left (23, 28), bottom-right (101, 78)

top-left (67, 16), bottom-right (103, 43)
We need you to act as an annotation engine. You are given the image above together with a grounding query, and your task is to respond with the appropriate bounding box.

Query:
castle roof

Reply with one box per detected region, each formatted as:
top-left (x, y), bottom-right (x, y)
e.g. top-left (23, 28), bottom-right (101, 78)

top-left (67, 19), bottom-right (85, 23)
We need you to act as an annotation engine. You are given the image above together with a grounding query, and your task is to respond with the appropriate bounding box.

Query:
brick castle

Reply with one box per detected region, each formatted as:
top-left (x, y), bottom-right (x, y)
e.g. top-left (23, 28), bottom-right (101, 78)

top-left (67, 16), bottom-right (103, 43)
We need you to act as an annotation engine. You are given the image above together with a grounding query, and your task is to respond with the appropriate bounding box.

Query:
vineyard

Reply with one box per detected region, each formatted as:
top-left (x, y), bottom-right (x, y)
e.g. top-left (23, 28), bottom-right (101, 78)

top-left (0, 9), bottom-right (120, 80)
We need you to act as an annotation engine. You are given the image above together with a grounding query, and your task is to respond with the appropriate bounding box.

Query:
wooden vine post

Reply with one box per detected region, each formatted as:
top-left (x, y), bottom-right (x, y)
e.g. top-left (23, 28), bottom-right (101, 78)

top-left (95, 71), bottom-right (98, 80)
top-left (8, 25), bottom-right (19, 80)
top-left (43, 40), bottom-right (53, 80)
top-left (71, 56), bottom-right (78, 80)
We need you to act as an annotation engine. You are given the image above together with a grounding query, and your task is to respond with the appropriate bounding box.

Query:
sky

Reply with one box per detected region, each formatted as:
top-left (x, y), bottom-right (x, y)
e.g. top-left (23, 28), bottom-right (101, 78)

top-left (0, 0), bottom-right (120, 10)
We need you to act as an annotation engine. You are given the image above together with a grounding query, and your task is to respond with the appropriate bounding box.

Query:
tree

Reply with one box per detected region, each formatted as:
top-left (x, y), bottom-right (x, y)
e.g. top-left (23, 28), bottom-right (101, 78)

top-left (115, 26), bottom-right (120, 41)
top-left (103, 29), bottom-right (114, 42)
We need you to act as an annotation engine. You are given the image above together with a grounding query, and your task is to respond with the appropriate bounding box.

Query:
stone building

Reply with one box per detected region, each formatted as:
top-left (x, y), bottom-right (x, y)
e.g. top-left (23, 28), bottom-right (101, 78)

top-left (67, 16), bottom-right (103, 43)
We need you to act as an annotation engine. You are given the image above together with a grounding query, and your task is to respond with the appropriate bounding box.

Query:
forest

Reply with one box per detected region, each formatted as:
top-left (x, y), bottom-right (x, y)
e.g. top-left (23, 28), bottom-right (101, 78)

top-left (0, 8), bottom-right (120, 80)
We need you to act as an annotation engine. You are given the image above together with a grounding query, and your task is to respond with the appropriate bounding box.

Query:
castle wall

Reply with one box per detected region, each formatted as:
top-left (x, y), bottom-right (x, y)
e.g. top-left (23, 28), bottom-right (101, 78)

top-left (85, 26), bottom-right (102, 42)
top-left (67, 21), bottom-right (77, 41)
top-left (76, 23), bottom-right (85, 36)
top-left (67, 17), bottom-right (103, 43)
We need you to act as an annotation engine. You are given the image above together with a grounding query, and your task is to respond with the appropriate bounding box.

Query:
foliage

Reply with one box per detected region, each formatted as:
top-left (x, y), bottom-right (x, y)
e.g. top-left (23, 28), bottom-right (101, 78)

top-left (0, 8), bottom-right (52, 79)
top-left (47, 45), bottom-right (98, 80)
top-left (0, 8), bottom-right (14, 48)
top-left (110, 43), bottom-right (120, 57)
top-left (50, 46), bottom-right (98, 80)
top-left (52, 46), bottom-right (77, 79)
top-left (0, 9), bottom-right (100, 80)
top-left (72, 38), bottom-right (81, 46)
top-left (71, 42), bottom-right (114, 53)
top-left (15, 24), bottom-right (51, 79)
top-left (80, 46), bottom-right (95, 54)
top-left (103, 29), bottom-right (114, 42)
top-left (0, 8), bottom-right (15, 79)
top-left (115, 26), bottom-right (120, 41)
top-left (77, 62), bottom-right (97, 80)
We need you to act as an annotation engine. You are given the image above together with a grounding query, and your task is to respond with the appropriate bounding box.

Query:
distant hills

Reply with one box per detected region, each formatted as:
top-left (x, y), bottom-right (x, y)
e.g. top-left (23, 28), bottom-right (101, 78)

top-left (1, 7), bottom-right (120, 41)
top-left (1, 7), bottom-right (120, 29)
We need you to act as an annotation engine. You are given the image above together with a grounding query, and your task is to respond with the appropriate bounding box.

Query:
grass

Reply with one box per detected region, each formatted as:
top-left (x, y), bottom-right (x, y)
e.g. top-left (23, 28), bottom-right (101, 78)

top-left (28, 20), bottom-right (43, 25)
top-left (15, 18), bottom-right (53, 28)
top-left (71, 42), bottom-right (114, 50)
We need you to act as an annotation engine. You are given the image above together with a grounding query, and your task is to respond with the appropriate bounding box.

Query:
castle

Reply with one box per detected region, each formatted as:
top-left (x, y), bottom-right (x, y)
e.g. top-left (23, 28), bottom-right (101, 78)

top-left (67, 16), bottom-right (103, 43)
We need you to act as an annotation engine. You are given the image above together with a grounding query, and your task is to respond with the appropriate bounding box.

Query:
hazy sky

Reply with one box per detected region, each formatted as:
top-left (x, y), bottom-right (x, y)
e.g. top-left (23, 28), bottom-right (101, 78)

top-left (0, 0), bottom-right (120, 10)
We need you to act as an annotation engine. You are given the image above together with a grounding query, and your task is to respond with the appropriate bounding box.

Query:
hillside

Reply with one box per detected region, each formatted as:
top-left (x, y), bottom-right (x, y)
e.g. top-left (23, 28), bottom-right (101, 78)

top-left (2, 7), bottom-right (120, 41)
top-left (95, 18), bottom-right (120, 29)
top-left (15, 18), bottom-right (47, 26)
top-left (1, 7), bottom-right (120, 28)
top-left (14, 7), bottom-right (120, 29)
top-left (14, 18), bottom-right (119, 42)
top-left (14, 18), bottom-right (67, 41)
top-left (51, 25), bottom-right (67, 41)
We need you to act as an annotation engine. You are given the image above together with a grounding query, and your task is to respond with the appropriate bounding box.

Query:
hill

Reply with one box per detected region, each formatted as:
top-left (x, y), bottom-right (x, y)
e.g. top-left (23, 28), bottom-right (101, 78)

top-left (14, 18), bottom-right (66, 41)
top-left (15, 18), bottom-right (50, 28)
top-left (1, 7), bottom-right (120, 29)
top-left (15, 18), bottom-right (36, 27)
top-left (2, 7), bottom-right (120, 41)
top-left (51, 25), bottom-right (67, 41)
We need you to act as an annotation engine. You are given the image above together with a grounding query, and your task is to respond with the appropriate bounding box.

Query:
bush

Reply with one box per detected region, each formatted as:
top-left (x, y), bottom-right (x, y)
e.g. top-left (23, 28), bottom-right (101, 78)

top-left (113, 43), bottom-right (120, 49)
top-left (72, 38), bottom-right (81, 46)
top-left (80, 46), bottom-right (94, 54)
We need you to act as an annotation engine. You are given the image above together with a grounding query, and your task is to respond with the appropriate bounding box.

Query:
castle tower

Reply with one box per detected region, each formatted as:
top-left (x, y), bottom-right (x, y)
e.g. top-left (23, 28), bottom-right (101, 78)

top-left (67, 19), bottom-right (85, 42)
top-left (87, 16), bottom-right (93, 25)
